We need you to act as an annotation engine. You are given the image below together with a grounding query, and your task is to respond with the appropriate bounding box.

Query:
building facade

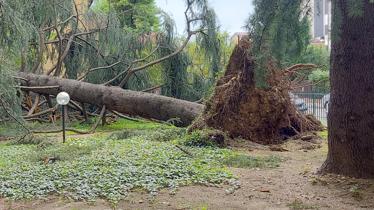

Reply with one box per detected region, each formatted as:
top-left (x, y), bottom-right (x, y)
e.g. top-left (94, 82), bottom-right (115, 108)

top-left (309, 0), bottom-right (332, 48)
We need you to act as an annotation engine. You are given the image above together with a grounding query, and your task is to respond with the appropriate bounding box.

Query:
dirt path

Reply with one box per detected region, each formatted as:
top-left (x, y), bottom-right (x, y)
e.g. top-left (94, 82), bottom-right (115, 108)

top-left (2, 140), bottom-right (374, 210)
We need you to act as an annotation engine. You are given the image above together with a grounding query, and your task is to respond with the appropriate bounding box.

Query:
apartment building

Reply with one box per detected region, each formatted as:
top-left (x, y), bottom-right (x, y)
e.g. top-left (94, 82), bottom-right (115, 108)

top-left (309, 0), bottom-right (332, 48)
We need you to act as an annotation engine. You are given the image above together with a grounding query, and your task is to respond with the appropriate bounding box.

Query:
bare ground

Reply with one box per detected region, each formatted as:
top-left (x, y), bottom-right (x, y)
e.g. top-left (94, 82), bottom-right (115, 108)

top-left (1, 138), bottom-right (374, 210)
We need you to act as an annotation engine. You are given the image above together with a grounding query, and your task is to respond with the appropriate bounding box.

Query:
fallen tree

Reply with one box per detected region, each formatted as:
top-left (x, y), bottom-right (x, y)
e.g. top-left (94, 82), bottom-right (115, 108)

top-left (17, 72), bottom-right (204, 126)
top-left (17, 37), bottom-right (322, 143)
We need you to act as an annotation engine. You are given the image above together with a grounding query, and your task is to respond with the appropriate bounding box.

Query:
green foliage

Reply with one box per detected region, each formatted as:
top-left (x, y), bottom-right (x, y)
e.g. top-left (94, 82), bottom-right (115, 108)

top-left (0, 54), bottom-right (24, 135)
top-left (298, 45), bottom-right (330, 67)
top-left (71, 118), bottom-right (162, 132)
top-left (248, 0), bottom-right (311, 87)
top-left (0, 135), bottom-right (234, 203)
top-left (0, 0), bottom-right (37, 127)
top-left (298, 45), bottom-right (330, 92)
top-left (1, 0), bottom-right (222, 101)
top-left (195, 8), bottom-right (222, 80)
top-left (94, 0), bottom-right (160, 32)
top-left (308, 69), bottom-right (329, 92)
top-left (159, 35), bottom-right (191, 99)
top-left (181, 131), bottom-right (215, 147)
top-left (318, 130), bottom-right (328, 140)
top-left (80, 1), bottom-right (162, 90)
top-left (109, 126), bottom-right (186, 142)
top-left (0, 117), bottom-right (283, 204)
top-left (185, 32), bottom-right (234, 101)
top-left (72, 12), bottom-right (154, 89)
top-left (0, 63), bottom-right (21, 120)
top-left (0, 121), bottom-right (42, 139)
top-left (178, 129), bottom-right (222, 147)
top-left (224, 154), bottom-right (281, 169)
top-left (158, 1), bottom-right (223, 101)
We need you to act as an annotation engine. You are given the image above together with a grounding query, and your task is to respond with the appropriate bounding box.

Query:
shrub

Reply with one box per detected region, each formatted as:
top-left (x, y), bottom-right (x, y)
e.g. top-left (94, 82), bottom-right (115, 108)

top-left (179, 129), bottom-right (225, 147)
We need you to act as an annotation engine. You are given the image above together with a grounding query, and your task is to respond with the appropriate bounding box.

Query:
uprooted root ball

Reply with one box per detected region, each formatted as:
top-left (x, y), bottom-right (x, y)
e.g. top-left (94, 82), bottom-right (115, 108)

top-left (190, 36), bottom-right (322, 145)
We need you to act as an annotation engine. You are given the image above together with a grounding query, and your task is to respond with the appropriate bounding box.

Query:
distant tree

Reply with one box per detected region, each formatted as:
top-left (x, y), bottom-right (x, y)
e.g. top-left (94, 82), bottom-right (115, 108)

top-left (0, 56), bottom-right (22, 123)
top-left (308, 69), bottom-right (329, 92)
top-left (185, 32), bottom-right (234, 101)
top-left (248, 0), bottom-right (311, 87)
top-left (300, 45), bottom-right (330, 92)
top-left (93, 0), bottom-right (160, 32)
top-left (320, 0), bottom-right (374, 178)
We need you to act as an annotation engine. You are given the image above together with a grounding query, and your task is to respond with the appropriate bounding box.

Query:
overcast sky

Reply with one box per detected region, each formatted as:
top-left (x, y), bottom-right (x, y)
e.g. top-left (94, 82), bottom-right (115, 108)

top-left (156, 0), bottom-right (254, 35)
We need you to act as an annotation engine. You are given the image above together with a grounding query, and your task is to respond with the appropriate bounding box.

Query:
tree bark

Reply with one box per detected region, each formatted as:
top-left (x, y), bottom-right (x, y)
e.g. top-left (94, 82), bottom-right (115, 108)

top-left (18, 73), bottom-right (204, 126)
top-left (320, 0), bottom-right (374, 178)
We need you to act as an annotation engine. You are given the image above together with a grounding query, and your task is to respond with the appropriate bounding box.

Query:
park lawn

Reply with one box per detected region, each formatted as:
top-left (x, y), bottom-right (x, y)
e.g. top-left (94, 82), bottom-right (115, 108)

top-left (0, 119), bottom-right (280, 205)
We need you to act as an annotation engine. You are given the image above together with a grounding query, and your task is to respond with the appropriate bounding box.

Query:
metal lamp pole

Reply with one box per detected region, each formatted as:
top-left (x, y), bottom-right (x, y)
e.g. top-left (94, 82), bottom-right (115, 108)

top-left (56, 92), bottom-right (70, 143)
top-left (61, 105), bottom-right (66, 143)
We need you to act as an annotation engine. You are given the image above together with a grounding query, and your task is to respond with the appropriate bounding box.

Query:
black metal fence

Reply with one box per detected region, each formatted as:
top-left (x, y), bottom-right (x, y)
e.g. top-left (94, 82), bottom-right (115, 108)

top-left (292, 92), bottom-right (328, 125)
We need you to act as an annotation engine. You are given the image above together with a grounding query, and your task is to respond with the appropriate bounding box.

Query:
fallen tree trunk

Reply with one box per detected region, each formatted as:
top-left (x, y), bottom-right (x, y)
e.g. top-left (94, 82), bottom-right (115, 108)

top-left (17, 72), bottom-right (204, 126)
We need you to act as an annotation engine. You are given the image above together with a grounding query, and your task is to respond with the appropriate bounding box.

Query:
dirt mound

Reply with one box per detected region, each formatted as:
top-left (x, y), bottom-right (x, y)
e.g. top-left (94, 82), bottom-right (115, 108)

top-left (190, 37), bottom-right (322, 144)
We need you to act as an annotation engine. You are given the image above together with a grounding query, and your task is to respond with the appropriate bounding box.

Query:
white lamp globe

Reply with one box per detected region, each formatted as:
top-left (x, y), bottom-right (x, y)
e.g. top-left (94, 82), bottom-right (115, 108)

top-left (56, 92), bottom-right (70, 105)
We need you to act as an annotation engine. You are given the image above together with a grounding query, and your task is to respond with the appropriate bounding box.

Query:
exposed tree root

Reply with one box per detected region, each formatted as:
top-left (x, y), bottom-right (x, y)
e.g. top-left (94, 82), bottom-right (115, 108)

top-left (190, 37), bottom-right (322, 145)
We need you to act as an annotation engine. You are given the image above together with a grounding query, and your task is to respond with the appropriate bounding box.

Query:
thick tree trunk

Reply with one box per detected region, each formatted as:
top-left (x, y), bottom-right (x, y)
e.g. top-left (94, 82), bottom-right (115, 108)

top-left (320, 0), bottom-right (374, 178)
top-left (18, 73), bottom-right (204, 126)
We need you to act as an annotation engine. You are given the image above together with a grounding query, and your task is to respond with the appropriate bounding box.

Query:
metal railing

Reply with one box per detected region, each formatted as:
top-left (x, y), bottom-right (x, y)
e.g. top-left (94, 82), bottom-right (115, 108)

top-left (292, 92), bottom-right (328, 125)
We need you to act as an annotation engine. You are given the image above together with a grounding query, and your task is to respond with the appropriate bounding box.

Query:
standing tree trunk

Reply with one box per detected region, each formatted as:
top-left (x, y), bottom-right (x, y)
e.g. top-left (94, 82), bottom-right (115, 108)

top-left (320, 0), bottom-right (374, 178)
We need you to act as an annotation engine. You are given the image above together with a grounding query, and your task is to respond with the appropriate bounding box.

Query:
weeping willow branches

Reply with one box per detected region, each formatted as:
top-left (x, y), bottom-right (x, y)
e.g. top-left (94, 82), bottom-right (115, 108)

top-left (0, 0), bottom-right (221, 130)
top-left (247, 0), bottom-right (311, 87)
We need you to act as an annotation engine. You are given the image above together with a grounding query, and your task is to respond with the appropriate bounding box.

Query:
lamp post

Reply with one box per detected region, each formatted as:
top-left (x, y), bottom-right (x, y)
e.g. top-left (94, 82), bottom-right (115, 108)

top-left (56, 92), bottom-right (70, 143)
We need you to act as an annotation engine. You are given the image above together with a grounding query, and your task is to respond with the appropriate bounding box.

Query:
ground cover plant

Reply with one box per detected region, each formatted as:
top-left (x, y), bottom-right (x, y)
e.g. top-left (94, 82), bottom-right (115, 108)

top-left (0, 120), bottom-right (281, 205)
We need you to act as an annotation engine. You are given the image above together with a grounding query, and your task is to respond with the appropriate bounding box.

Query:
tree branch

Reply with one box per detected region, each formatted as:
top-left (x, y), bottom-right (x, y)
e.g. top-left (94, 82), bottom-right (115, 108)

top-left (46, 30), bottom-right (100, 75)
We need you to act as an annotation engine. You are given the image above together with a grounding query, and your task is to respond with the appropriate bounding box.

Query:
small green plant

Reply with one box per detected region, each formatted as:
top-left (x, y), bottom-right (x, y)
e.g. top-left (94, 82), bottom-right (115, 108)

top-left (318, 130), bottom-right (328, 140)
top-left (287, 199), bottom-right (319, 210)
top-left (109, 127), bottom-right (186, 143)
top-left (350, 185), bottom-right (363, 201)
top-left (223, 154), bottom-right (281, 169)
top-left (31, 139), bottom-right (104, 162)
top-left (109, 129), bottom-right (151, 140)
top-left (198, 205), bottom-right (209, 210)
top-left (179, 129), bottom-right (224, 147)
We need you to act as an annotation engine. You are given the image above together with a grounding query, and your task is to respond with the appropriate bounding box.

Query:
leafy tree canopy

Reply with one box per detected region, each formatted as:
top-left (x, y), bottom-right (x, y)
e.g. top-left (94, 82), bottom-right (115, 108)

top-left (247, 0), bottom-right (311, 87)
top-left (93, 0), bottom-right (160, 32)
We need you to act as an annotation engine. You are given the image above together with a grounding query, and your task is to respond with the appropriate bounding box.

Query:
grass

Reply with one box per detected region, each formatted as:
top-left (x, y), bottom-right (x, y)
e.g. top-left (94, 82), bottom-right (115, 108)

top-left (0, 119), bottom-right (281, 204)
top-left (0, 118), bottom-right (164, 138)
top-left (70, 118), bottom-right (163, 133)
top-left (0, 122), bottom-right (31, 138)
top-left (287, 199), bottom-right (319, 210)
top-left (318, 130), bottom-right (328, 140)
top-left (224, 154), bottom-right (281, 169)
